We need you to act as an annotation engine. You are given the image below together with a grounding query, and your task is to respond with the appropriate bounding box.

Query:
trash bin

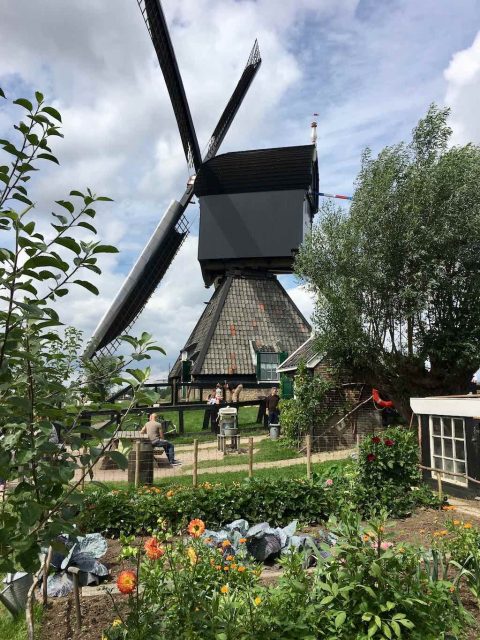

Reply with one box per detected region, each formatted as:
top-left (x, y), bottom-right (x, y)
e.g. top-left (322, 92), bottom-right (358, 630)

top-left (218, 406), bottom-right (238, 435)
top-left (269, 424), bottom-right (280, 440)
top-left (128, 441), bottom-right (154, 485)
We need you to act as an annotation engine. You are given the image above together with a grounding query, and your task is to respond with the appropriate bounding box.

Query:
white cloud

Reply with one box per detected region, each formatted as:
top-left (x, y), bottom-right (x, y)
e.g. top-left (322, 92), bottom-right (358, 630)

top-left (1, 0), bottom-right (480, 376)
top-left (444, 31), bottom-right (480, 145)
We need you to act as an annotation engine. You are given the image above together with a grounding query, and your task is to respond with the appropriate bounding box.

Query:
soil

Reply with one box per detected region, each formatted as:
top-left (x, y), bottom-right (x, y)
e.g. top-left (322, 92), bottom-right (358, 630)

top-left (39, 507), bottom-right (480, 640)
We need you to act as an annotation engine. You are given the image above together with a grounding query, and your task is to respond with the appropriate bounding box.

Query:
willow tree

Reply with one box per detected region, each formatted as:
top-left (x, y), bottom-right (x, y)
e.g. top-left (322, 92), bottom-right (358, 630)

top-left (296, 105), bottom-right (480, 420)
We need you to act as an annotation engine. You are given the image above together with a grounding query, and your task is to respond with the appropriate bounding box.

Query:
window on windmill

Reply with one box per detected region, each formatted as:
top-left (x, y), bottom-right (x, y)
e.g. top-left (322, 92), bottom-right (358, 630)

top-left (257, 352), bottom-right (280, 382)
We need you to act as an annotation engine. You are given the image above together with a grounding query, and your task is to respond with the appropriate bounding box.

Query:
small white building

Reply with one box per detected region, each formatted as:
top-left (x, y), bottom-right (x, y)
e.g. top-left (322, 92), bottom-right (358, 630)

top-left (410, 395), bottom-right (480, 497)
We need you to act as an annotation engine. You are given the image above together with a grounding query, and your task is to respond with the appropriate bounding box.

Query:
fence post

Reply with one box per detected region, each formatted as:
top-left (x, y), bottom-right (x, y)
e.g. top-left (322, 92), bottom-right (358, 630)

top-left (248, 437), bottom-right (254, 478)
top-left (135, 441), bottom-right (141, 488)
top-left (193, 439), bottom-right (198, 487)
top-left (179, 409), bottom-right (185, 434)
top-left (80, 446), bottom-right (86, 492)
top-left (68, 567), bottom-right (82, 629)
top-left (306, 434), bottom-right (312, 480)
top-left (437, 470), bottom-right (443, 507)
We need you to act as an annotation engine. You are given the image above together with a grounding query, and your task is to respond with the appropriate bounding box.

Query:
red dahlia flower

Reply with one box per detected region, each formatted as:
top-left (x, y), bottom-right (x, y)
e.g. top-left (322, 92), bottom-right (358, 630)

top-left (117, 570), bottom-right (137, 594)
top-left (371, 436), bottom-right (381, 444)
top-left (384, 439), bottom-right (395, 447)
top-left (366, 453), bottom-right (376, 462)
top-left (144, 537), bottom-right (165, 560)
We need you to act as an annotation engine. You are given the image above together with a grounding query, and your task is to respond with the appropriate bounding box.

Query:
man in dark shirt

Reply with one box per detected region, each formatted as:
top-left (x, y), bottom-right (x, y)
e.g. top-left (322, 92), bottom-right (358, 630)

top-left (265, 387), bottom-right (280, 425)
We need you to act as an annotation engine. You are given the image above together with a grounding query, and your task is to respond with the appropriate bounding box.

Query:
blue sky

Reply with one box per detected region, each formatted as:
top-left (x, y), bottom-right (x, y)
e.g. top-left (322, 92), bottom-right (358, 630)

top-left (1, 0), bottom-right (480, 376)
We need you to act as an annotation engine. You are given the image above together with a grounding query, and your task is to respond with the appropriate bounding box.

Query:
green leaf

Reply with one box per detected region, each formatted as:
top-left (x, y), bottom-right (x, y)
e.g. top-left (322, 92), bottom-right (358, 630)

top-left (23, 255), bottom-right (67, 271)
top-left (54, 236), bottom-right (81, 255)
top-left (12, 192), bottom-right (33, 206)
top-left (96, 196), bottom-right (113, 202)
top-left (55, 199), bottom-right (74, 214)
top-left (0, 88), bottom-right (5, 99)
top-left (74, 280), bottom-right (99, 295)
top-left (104, 450), bottom-right (128, 470)
top-left (335, 611), bottom-right (346, 629)
top-left (35, 91), bottom-right (44, 103)
top-left (41, 105), bottom-right (62, 122)
top-left (13, 98), bottom-right (33, 111)
top-left (37, 153), bottom-right (59, 164)
top-left (92, 244), bottom-right (119, 254)
top-left (70, 190), bottom-right (84, 197)
top-left (77, 221), bottom-right (97, 234)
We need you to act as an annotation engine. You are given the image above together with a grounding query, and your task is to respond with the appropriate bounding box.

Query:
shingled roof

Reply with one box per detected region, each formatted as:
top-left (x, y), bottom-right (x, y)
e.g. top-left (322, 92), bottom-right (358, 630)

top-left (169, 272), bottom-right (311, 380)
top-left (276, 336), bottom-right (323, 372)
top-left (194, 145), bottom-right (318, 196)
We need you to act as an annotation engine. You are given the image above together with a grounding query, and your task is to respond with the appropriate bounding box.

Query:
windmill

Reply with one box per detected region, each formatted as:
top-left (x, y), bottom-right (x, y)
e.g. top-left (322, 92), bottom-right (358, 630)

top-left (84, 0), bottom-right (262, 358)
top-left (86, 0), bottom-right (318, 393)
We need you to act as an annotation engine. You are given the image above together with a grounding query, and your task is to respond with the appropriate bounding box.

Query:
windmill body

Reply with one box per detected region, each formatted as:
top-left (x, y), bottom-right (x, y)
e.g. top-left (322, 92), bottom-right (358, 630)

top-left (86, 0), bottom-right (317, 388)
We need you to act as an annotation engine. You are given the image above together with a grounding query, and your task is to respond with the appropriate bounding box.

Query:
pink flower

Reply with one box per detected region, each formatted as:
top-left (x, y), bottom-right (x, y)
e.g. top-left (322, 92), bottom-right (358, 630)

top-left (380, 541), bottom-right (393, 550)
top-left (325, 478), bottom-right (333, 487)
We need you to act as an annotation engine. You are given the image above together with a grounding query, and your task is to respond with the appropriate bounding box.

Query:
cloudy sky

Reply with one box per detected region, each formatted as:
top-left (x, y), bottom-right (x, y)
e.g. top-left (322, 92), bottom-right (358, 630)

top-left (1, 0), bottom-right (480, 377)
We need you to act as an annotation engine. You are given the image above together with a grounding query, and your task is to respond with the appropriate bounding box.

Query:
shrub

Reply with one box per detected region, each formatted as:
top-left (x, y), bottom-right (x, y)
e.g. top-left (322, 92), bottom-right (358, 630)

top-left (356, 426), bottom-right (438, 517)
top-left (80, 477), bottom-right (332, 536)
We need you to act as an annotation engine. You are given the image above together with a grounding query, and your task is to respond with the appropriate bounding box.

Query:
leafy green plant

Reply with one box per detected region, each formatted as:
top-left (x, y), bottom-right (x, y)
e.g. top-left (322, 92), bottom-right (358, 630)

top-left (0, 88), bottom-right (163, 583)
top-left (280, 360), bottom-right (334, 441)
top-left (80, 477), bottom-right (332, 536)
top-left (356, 427), bottom-right (438, 517)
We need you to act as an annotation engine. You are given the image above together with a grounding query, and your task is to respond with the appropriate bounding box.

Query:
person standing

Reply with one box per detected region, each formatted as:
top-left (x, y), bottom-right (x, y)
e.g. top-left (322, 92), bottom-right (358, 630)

top-left (266, 387), bottom-right (280, 425)
top-left (140, 413), bottom-right (181, 465)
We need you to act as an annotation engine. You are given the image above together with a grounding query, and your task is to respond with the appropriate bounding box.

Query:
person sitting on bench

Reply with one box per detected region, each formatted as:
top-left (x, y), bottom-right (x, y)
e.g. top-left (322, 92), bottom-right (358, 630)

top-left (140, 413), bottom-right (181, 466)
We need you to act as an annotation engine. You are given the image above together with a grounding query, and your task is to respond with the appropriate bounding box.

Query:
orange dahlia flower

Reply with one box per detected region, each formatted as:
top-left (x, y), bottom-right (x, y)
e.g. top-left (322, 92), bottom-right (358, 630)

top-left (144, 537), bottom-right (165, 560)
top-left (117, 570), bottom-right (136, 594)
top-left (187, 519), bottom-right (206, 538)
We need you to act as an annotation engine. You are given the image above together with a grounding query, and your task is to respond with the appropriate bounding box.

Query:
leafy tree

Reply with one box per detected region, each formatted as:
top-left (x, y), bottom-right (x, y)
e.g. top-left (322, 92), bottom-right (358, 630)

top-left (280, 361), bottom-right (333, 441)
top-left (82, 353), bottom-right (120, 401)
top-left (0, 86), bottom-right (163, 605)
top-left (296, 104), bottom-right (480, 419)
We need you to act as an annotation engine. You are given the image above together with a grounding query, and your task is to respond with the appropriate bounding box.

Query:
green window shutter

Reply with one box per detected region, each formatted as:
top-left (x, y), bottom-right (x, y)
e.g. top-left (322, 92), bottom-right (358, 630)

top-left (281, 374), bottom-right (294, 399)
top-left (279, 351), bottom-right (288, 364)
top-left (256, 353), bottom-right (261, 380)
top-left (182, 360), bottom-right (192, 383)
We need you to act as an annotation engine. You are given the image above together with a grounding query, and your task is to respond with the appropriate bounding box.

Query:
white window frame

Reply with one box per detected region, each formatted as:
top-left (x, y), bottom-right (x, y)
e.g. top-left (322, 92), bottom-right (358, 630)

top-left (429, 415), bottom-right (467, 486)
top-left (257, 352), bottom-right (280, 382)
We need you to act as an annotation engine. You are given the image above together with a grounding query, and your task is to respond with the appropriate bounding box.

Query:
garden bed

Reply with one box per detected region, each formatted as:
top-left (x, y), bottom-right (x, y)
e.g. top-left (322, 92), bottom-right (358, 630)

top-left (37, 505), bottom-right (480, 640)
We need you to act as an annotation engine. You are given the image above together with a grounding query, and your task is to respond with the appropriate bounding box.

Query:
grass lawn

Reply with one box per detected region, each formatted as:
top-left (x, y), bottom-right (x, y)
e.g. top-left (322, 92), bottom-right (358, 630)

top-left (0, 603), bottom-right (41, 640)
top-left (91, 458), bottom-right (352, 491)
top-left (182, 437), bottom-right (301, 470)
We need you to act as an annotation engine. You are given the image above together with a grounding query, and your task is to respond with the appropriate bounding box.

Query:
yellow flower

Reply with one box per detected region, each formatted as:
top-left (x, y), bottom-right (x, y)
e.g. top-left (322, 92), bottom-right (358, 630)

top-left (187, 546), bottom-right (198, 566)
top-left (398, 547), bottom-right (405, 553)
top-left (254, 596), bottom-right (262, 606)
top-left (449, 586), bottom-right (455, 593)
top-left (221, 540), bottom-right (231, 548)
top-left (453, 520), bottom-right (461, 526)
top-left (223, 565), bottom-right (229, 571)
top-left (112, 619), bottom-right (122, 627)
top-left (464, 523), bottom-right (473, 529)
top-left (188, 519), bottom-right (206, 538)
top-left (362, 534), bottom-right (370, 542)
top-left (226, 555), bottom-right (234, 561)
top-left (237, 566), bottom-right (246, 573)
top-left (215, 565), bottom-right (222, 571)
top-left (433, 530), bottom-right (448, 537)
top-left (220, 585), bottom-right (229, 594)
top-left (442, 505), bottom-right (456, 511)
top-left (231, 563), bottom-right (238, 570)
top-left (239, 538), bottom-right (247, 544)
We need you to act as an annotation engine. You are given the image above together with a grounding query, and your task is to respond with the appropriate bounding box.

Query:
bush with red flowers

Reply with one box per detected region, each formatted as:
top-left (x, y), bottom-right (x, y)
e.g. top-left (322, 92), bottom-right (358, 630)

top-left (357, 427), bottom-right (437, 517)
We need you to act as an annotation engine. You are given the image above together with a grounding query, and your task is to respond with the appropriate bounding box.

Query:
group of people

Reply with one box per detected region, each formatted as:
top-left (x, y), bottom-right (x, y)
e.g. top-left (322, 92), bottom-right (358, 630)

top-left (206, 381), bottom-right (244, 406)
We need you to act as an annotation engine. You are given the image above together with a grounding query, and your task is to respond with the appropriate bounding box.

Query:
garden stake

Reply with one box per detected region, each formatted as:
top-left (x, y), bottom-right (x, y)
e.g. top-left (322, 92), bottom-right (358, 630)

top-left (68, 566), bottom-right (82, 629)
top-left (306, 434), bottom-right (312, 480)
top-left (437, 471), bottom-right (443, 507)
top-left (42, 545), bottom-right (53, 607)
top-left (193, 439), bottom-right (198, 487)
top-left (80, 446), bottom-right (86, 492)
top-left (248, 437), bottom-right (254, 478)
top-left (135, 440), bottom-right (141, 488)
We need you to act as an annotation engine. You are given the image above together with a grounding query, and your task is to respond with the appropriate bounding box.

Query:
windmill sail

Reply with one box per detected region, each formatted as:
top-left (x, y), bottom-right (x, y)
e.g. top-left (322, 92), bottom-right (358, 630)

top-left (85, 9), bottom-right (262, 358)
top-left (138, 0), bottom-right (201, 171)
